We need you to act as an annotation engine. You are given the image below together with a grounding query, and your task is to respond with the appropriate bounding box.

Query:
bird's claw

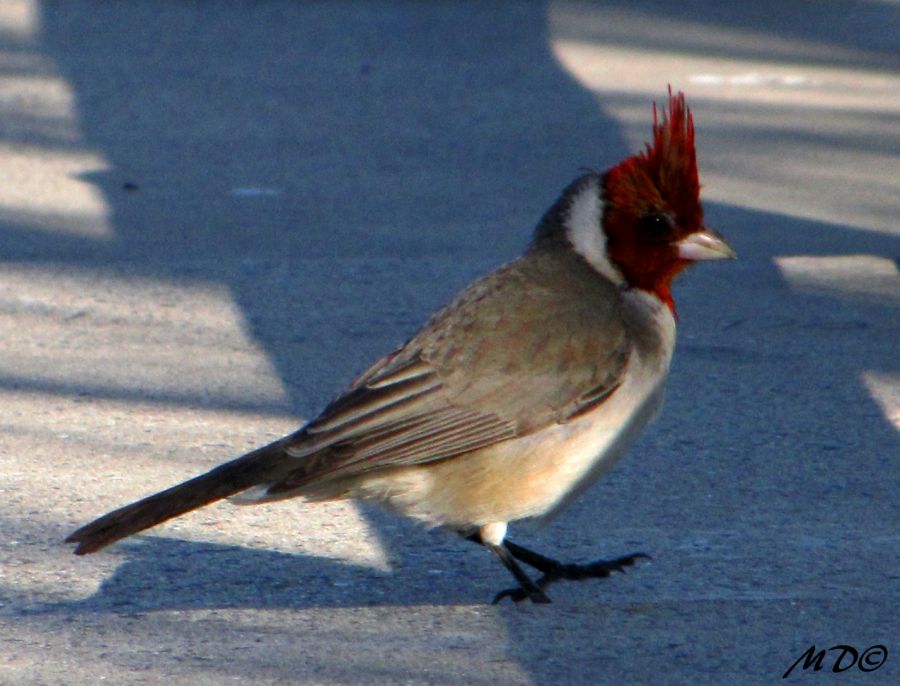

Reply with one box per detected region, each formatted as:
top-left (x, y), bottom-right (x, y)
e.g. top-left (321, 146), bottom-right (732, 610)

top-left (491, 551), bottom-right (650, 603)
top-left (492, 585), bottom-right (551, 604)
top-left (578, 552), bottom-right (650, 578)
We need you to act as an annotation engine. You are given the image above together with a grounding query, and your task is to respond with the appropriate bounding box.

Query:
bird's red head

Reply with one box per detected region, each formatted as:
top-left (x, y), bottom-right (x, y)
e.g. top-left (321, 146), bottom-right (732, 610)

top-left (601, 88), bottom-right (733, 312)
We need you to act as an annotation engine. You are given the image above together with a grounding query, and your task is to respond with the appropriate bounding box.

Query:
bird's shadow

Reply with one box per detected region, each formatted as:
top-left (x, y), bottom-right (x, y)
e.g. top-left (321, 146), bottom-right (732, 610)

top-left (39, 506), bottom-right (508, 615)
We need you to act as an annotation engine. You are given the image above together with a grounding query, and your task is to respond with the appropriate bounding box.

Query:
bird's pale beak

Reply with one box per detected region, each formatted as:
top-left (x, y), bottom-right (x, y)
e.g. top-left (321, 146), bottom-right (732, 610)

top-left (676, 228), bottom-right (736, 261)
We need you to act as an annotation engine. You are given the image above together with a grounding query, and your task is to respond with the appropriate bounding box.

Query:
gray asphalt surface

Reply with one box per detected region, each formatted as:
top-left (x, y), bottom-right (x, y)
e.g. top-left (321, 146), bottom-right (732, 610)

top-left (1, 1), bottom-right (898, 684)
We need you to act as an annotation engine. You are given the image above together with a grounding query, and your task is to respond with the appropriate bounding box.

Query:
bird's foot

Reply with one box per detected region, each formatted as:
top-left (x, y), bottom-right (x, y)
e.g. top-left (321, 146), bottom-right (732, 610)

top-left (492, 543), bottom-right (650, 604)
top-left (492, 583), bottom-right (552, 605)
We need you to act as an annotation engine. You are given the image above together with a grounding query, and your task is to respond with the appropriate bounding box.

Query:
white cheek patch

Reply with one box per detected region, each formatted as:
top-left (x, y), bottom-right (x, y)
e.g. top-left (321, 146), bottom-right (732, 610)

top-left (564, 179), bottom-right (625, 286)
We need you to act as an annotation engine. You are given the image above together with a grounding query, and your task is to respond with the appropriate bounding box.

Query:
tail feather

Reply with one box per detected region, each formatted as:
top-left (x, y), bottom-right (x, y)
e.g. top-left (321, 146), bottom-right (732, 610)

top-left (66, 438), bottom-right (290, 555)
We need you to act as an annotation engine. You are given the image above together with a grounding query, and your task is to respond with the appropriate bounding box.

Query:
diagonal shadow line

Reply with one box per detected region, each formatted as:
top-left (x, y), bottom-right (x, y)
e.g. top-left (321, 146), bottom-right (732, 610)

top-left (553, 0), bottom-right (900, 72)
top-left (0, 372), bottom-right (295, 417)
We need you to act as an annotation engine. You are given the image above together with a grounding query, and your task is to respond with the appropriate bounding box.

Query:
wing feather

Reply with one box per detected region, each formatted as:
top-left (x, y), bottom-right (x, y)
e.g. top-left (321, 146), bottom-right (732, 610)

top-left (266, 249), bottom-right (632, 495)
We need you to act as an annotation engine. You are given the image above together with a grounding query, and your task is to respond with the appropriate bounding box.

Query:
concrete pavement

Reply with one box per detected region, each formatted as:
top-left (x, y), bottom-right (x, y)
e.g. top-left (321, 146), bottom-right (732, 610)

top-left (1, 1), bottom-right (898, 684)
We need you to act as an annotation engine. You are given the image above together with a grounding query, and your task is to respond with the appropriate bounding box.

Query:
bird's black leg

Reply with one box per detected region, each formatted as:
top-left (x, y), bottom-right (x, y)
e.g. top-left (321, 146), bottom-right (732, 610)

top-left (498, 539), bottom-right (650, 601)
top-left (485, 542), bottom-right (553, 604)
top-left (466, 533), bottom-right (551, 604)
top-left (465, 533), bottom-right (648, 604)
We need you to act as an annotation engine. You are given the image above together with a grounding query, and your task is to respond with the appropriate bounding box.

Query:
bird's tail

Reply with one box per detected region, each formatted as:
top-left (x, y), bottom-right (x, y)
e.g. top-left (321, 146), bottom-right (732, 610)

top-left (65, 437), bottom-right (291, 555)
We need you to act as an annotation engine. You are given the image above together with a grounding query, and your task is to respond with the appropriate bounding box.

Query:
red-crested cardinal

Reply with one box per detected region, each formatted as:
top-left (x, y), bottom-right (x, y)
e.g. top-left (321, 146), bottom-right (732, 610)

top-left (67, 89), bottom-right (735, 603)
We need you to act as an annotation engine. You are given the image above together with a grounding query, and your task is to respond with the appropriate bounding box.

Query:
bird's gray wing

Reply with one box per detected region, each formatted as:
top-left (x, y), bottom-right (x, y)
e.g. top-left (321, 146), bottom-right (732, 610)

top-left (269, 250), bottom-right (631, 491)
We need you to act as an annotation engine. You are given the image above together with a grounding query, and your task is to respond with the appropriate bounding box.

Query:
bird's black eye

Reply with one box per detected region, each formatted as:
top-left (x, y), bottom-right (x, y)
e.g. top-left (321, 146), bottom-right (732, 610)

top-left (639, 212), bottom-right (675, 239)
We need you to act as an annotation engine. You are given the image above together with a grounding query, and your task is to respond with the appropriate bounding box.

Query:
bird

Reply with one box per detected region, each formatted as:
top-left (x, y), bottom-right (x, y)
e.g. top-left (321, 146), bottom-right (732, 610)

top-left (66, 89), bottom-right (735, 604)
